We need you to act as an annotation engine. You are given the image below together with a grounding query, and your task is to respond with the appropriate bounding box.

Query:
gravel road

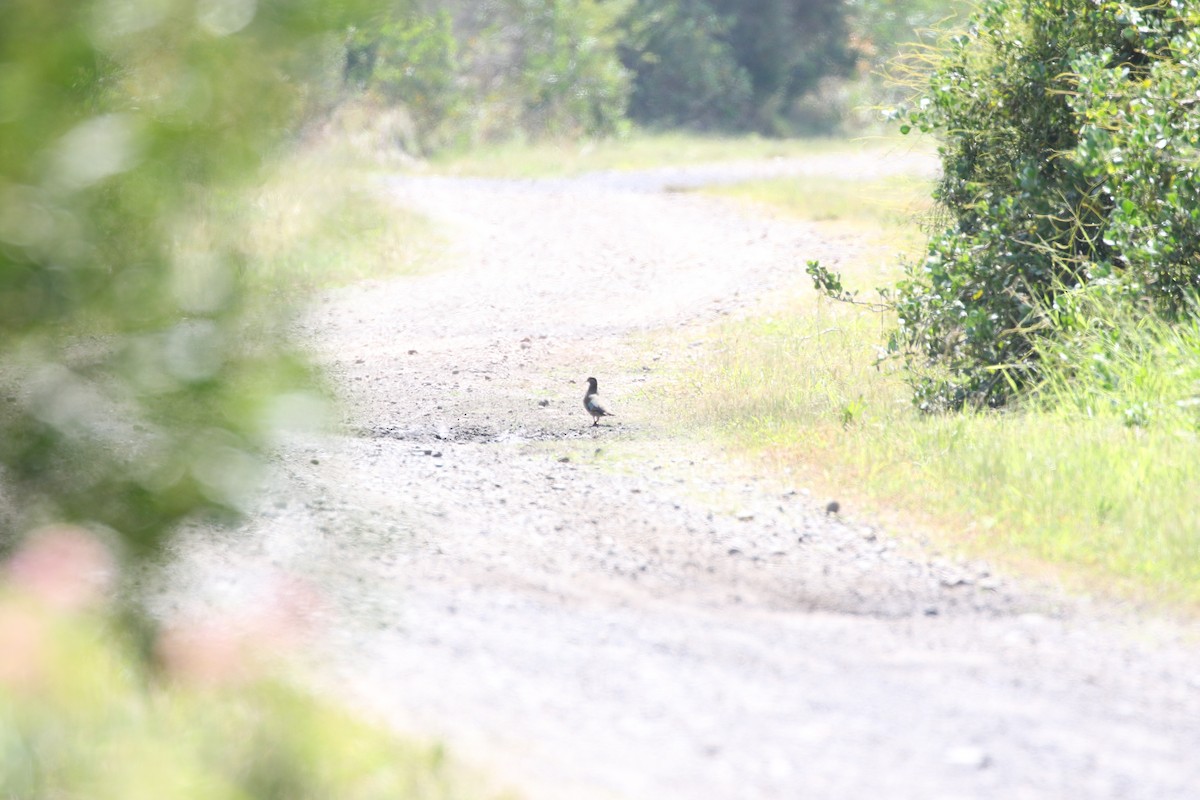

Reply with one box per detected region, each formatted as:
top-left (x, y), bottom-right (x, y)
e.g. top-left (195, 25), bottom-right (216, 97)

top-left (162, 150), bottom-right (1200, 799)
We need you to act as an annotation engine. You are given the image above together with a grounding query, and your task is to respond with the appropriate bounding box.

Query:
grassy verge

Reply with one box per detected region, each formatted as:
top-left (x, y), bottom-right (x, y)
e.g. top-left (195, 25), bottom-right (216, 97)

top-left (668, 154), bottom-right (1200, 607)
top-left (424, 130), bottom-right (914, 178)
top-left (707, 172), bottom-right (936, 241)
top-left (678, 308), bottom-right (1200, 601)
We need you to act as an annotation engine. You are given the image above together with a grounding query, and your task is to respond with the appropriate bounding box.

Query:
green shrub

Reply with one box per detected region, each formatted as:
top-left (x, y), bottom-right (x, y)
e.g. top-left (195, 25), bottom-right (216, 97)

top-left (891, 0), bottom-right (1200, 409)
top-left (1070, 23), bottom-right (1200, 309)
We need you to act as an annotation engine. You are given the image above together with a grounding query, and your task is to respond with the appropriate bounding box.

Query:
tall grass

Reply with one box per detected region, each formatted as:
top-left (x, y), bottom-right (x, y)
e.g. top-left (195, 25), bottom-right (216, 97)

top-left (1033, 289), bottom-right (1200, 431)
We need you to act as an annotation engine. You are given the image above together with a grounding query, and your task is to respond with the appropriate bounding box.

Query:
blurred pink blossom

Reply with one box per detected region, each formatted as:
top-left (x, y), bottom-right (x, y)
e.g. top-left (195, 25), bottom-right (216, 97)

top-left (156, 573), bottom-right (323, 687)
top-left (4, 525), bottom-right (115, 612)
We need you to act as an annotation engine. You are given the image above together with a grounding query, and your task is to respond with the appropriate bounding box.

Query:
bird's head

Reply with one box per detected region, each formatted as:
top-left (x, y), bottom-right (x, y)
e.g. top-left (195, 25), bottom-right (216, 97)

top-left (585, 377), bottom-right (598, 391)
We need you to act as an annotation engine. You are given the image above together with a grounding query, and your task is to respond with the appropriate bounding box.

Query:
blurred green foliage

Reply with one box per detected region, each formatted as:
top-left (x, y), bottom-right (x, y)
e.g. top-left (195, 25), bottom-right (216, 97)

top-left (0, 1), bottom-right (375, 561)
top-left (495, 0), bottom-right (632, 138)
top-left (337, 0), bottom-right (973, 145)
top-left (344, 0), bottom-right (631, 151)
top-left (346, 5), bottom-right (467, 150)
top-left (618, 0), bottom-right (858, 134)
top-left (0, 0), bottom-right (510, 782)
top-left (889, 0), bottom-right (1200, 409)
top-left (0, 572), bottom-right (492, 800)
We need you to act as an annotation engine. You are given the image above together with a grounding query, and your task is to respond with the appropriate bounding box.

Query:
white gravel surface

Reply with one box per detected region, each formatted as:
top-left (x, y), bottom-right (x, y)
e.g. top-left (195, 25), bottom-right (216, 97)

top-left (162, 151), bottom-right (1200, 799)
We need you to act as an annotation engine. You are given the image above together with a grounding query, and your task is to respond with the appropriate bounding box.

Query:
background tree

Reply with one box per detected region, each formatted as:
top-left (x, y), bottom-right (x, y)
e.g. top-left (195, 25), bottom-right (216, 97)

top-left (710, 0), bottom-right (858, 132)
top-left (339, 0), bottom-right (979, 146)
top-left (619, 0), bottom-right (858, 134)
top-left (618, 0), bottom-right (754, 130)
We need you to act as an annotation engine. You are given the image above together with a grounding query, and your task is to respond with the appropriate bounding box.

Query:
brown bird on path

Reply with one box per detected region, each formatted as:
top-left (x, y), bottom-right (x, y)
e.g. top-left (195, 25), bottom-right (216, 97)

top-left (583, 377), bottom-right (614, 427)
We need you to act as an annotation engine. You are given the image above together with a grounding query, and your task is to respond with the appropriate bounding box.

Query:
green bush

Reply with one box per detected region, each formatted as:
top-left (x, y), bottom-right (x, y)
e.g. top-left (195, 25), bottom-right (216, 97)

top-left (1070, 23), bottom-right (1200, 309)
top-left (891, 0), bottom-right (1200, 409)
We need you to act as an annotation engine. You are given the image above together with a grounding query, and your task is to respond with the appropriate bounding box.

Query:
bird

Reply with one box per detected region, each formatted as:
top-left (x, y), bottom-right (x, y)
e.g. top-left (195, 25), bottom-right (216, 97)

top-left (583, 376), bottom-right (614, 427)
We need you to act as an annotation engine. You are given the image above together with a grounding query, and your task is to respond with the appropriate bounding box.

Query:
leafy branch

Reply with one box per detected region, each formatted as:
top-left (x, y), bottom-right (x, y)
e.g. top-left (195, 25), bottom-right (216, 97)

top-left (805, 260), bottom-right (893, 311)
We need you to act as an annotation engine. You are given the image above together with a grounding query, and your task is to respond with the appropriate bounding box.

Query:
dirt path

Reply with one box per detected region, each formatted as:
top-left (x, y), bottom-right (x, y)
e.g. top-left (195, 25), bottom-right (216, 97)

top-left (163, 151), bottom-right (1200, 799)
